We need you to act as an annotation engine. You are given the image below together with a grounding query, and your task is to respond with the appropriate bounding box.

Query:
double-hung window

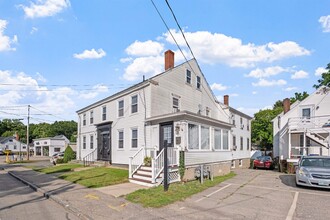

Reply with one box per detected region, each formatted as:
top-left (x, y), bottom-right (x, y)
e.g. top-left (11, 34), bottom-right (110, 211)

top-left (118, 100), bottom-right (124, 117)
top-left (118, 130), bottom-right (124, 149)
top-left (247, 138), bottom-right (250, 150)
top-left (131, 129), bottom-right (138, 148)
top-left (240, 137), bottom-right (243, 150)
top-left (90, 135), bottom-right (94, 149)
top-left (201, 126), bottom-right (209, 150)
top-left (90, 111), bottom-right (94, 124)
top-left (186, 70), bottom-right (191, 84)
top-left (83, 114), bottom-right (86, 126)
top-left (83, 136), bottom-right (86, 149)
top-left (102, 106), bottom-right (106, 121)
top-left (131, 95), bottom-right (138, 114)
top-left (196, 76), bottom-right (201, 89)
top-left (173, 97), bottom-right (179, 112)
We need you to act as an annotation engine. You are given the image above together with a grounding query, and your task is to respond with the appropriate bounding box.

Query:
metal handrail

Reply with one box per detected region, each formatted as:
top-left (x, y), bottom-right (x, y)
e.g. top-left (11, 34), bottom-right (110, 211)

top-left (83, 148), bottom-right (97, 167)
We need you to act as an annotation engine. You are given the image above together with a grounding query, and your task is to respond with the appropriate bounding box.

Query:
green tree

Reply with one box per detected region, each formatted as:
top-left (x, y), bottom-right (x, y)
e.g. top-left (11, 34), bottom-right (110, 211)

top-left (290, 91), bottom-right (309, 103)
top-left (51, 121), bottom-right (77, 142)
top-left (314, 63), bottom-right (330, 89)
top-left (251, 108), bottom-right (282, 149)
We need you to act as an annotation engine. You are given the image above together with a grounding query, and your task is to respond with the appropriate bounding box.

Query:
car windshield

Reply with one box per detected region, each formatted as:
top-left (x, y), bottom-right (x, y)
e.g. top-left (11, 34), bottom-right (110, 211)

top-left (301, 158), bottom-right (330, 168)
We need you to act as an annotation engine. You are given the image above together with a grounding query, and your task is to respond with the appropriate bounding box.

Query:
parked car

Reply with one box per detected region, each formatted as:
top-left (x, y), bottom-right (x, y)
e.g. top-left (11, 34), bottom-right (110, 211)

top-left (253, 156), bottom-right (274, 169)
top-left (296, 156), bottom-right (330, 189)
top-left (50, 152), bottom-right (64, 165)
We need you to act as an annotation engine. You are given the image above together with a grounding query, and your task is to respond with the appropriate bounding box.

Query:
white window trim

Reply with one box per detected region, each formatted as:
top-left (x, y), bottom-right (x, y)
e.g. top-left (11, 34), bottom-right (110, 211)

top-left (131, 94), bottom-right (138, 115)
top-left (118, 129), bottom-right (124, 150)
top-left (130, 127), bottom-right (138, 149)
top-left (239, 159), bottom-right (243, 167)
top-left (90, 134), bottom-right (94, 149)
top-left (231, 160), bottom-right (236, 168)
top-left (90, 110), bottom-right (94, 124)
top-left (102, 105), bottom-right (107, 121)
top-left (118, 99), bottom-right (124, 118)
top-left (186, 69), bottom-right (192, 85)
top-left (196, 75), bottom-right (201, 90)
top-left (213, 128), bottom-right (222, 151)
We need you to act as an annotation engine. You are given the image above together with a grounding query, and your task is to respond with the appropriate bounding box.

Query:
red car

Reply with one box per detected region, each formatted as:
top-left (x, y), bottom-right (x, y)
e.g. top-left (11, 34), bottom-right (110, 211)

top-left (253, 156), bottom-right (274, 169)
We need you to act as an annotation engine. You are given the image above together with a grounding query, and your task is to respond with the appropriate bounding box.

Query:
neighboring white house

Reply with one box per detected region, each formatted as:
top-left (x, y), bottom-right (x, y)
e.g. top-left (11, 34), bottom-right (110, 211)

top-left (0, 136), bottom-right (27, 153)
top-left (76, 50), bottom-right (252, 186)
top-left (273, 86), bottom-right (330, 162)
top-left (33, 135), bottom-right (70, 157)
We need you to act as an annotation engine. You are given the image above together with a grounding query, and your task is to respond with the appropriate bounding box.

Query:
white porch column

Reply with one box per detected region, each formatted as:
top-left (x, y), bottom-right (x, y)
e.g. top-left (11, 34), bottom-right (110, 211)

top-left (288, 131), bottom-right (291, 159)
top-left (303, 130), bottom-right (307, 156)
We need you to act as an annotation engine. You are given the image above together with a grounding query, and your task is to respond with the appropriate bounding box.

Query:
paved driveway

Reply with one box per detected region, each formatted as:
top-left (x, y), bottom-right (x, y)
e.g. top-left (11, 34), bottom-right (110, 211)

top-left (152, 169), bottom-right (330, 220)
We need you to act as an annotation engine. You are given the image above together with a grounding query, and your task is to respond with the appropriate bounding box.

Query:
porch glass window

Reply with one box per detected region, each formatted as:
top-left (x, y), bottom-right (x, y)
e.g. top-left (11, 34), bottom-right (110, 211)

top-left (118, 130), bottom-right (124, 149)
top-left (90, 135), bottom-right (94, 149)
top-left (201, 126), bottom-right (209, 150)
top-left (302, 108), bottom-right (311, 119)
top-left (196, 76), bottom-right (201, 89)
top-left (214, 129), bottom-right (221, 150)
top-left (188, 124), bottom-right (199, 150)
top-left (83, 136), bottom-right (86, 149)
top-left (186, 70), bottom-right (191, 84)
top-left (118, 100), bottom-right (124, 117)
top-left (131, 129), bottom-right (138, 148)
top-left (90, 111), bottom-right (94, 124)
top-left (131, 95), bottom-right (138, 113)
top-left (223, 130), bottom-right (229, 150)
top-left (102, 106), bottom-right (106, 121)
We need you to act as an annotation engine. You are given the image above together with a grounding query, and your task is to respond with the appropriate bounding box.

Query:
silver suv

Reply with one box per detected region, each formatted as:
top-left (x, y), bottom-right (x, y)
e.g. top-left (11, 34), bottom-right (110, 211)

top-left (296, 156), bottom-right (330, 189)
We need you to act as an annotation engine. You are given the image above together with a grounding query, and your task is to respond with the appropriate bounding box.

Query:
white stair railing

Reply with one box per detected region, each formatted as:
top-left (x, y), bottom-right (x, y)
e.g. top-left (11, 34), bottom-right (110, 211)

top-left (129, 147), bottom-right (145, 178)
top-left (152, 148), bottom-right (164, 183)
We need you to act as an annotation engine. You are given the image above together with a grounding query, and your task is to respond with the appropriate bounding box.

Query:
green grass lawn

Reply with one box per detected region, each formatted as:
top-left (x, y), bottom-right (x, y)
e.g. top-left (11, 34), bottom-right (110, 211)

top-left (33, 164), bottom-right (83, 174)
top-left (126, 172), bottom-right (236, 208)
top-left (59, 167), bottom-right (129, 188)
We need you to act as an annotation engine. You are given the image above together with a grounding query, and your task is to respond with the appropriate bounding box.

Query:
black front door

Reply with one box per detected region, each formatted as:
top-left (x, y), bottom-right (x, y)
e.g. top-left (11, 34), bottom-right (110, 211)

top-left (159, 122), bottom-right (173, 154)
top-left (97, 123), bottom-right (111, 162)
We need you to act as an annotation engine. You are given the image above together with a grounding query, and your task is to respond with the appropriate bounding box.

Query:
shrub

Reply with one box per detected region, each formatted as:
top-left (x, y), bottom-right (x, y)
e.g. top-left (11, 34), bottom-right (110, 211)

top-left (144, 156), bottom-right (152, 166)
top-left (63, 146), bottom-right (76, 163)
top-left (56, 158), bottom-right (64, 164)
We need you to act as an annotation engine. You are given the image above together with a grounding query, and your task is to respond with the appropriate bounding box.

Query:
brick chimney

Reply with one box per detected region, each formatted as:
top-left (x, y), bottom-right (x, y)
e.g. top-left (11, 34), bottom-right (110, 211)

top-left (283, 98), bottom-right (290, 114)
top-left (224, 95), bottom-right (229, 106)
top-left (164, 50), bottom-right (174, 71)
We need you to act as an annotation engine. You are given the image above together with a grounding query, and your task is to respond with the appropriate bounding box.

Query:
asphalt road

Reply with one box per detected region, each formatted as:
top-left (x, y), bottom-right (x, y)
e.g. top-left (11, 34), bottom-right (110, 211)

top-left (153, 169), bottom-right (330, 220)
top-left (0, 169), bottom-right (79, 220)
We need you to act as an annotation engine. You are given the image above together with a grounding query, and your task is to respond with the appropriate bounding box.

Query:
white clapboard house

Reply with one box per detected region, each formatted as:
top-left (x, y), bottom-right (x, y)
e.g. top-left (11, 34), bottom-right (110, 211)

top-left (273, 86), bottom-right (330, 163)
top-left (77, 50), bottom-right (252, 186)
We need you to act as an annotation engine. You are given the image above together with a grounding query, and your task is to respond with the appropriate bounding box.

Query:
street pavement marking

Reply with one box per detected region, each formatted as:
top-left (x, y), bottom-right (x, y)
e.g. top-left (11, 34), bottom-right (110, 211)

top-left (84, 194), bottom-right (100, 200)
top-left (195, 184), bottom-right (232, 203)
top-left (286, 192), bottom-right (299, 220)
top-left (108, 203), bottom-right (128, 212)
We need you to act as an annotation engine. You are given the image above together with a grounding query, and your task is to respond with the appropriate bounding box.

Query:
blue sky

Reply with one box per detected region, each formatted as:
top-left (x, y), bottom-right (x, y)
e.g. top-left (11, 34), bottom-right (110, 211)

top-left (0, 0), bottom-right (329, 123)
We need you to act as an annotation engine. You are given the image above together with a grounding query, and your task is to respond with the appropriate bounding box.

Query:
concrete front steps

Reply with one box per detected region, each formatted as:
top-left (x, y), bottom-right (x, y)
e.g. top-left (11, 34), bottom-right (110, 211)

top-left (129, 166), bottom-right (163, 187)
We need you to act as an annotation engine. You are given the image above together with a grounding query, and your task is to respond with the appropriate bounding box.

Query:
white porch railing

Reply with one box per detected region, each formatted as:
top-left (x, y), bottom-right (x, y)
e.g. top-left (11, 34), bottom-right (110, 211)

top-left (288, 115), bottom-right (330, 131)
top-left (129, 147), bottom-right (145, 178)
top-left (151, 149), bottom-right (164, 183)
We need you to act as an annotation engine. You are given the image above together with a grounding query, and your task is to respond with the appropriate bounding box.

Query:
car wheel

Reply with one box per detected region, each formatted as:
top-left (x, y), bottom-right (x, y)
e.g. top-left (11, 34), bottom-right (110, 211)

top-left (253, 166), bottom-right (257, 169)
top-left (53, 161), bottom-right (56, 165)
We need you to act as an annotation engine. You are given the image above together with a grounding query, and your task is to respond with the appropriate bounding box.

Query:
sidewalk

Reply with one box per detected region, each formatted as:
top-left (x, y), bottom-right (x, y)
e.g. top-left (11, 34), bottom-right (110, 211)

top-left (1, 164), bottom-right (155, 220)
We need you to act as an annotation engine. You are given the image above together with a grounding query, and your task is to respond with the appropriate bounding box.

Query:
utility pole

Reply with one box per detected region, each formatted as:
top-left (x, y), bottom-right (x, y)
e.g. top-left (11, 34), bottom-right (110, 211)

top-left (27, 105), bottom-right (30, 160)
top-left (163, 140), bottom-right (169, 192)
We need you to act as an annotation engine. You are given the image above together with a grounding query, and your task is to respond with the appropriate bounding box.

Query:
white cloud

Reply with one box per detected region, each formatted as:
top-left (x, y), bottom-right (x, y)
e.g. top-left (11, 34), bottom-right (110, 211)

top-left (73, 48), bottom-right (106, 60)
top-left (35, 72), bottom-right (47, 82)
top-left (315, 67), bottom-right (327, 76)
top-left (291, 70), bottom-right (308, 79)
top-left (120, 57), bottom-right (133, 63)
top-left (123, 56), bottom-right (163, 81)
top-left (78, 84), bottom-right (109, 99)
top-left (252, 79), bottom-right (287, 87)
top-left (163, 29), bottom-right (310, 67)
top-left (319, 15), bottom-right (330, 33)
top-left (252, 91), bottom-right (257, 95)
top-left (283, 87), bottom-right (298, 92)
top-left (0, 20), bottom-right (17, 52)
top-left (230, 93), bottom-right (239, 97)
top-left (125, 40), bottom-right (164, 56)
top-left (210, 83), bottom-right (228, 91)
top-left (20, 0), bottom-right (70, 18)
top-left (245, 66), bottom-right (287, 78)
top-left (30, 27), bottom-right (38, 34)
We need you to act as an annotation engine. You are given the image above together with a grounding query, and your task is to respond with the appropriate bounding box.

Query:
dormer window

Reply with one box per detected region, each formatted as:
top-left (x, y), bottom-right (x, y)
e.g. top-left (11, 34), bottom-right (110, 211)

top-left (186, 70), bottom-right (191, 84)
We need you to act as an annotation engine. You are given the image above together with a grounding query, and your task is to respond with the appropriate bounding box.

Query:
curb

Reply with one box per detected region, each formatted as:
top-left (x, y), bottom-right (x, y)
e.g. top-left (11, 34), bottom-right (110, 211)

top-left (7, 170), bottom-right (92, 220)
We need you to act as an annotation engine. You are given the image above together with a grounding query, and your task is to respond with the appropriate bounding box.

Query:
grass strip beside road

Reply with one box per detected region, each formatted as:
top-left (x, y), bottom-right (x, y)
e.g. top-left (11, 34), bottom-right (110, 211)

top-left (59, 167), bottom-right (129, 188)
top-left (126, 172), bottom-right (236, 208)
top-left (33, 164), bottom-right (83, 174)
